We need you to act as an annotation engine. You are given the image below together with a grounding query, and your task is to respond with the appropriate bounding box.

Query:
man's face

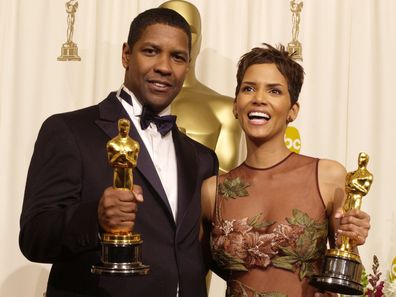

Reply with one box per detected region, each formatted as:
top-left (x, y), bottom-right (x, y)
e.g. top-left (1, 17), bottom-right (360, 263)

top-left (122, 23), bottom-right (190, 113)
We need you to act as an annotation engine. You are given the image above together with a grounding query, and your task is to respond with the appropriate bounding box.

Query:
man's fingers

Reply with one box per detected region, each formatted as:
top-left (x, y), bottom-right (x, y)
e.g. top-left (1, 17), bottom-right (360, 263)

top-left (98, 186), bottom-right (141, 232)
top-left (118, 202), bottom-right (138, 213)
top-left (132, 184), bottom-right (144, 202)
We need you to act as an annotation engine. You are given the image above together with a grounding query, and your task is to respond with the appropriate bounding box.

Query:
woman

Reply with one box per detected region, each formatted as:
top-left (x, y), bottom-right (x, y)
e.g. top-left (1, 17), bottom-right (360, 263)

top-left (201, 44), bottom-right (370, 297)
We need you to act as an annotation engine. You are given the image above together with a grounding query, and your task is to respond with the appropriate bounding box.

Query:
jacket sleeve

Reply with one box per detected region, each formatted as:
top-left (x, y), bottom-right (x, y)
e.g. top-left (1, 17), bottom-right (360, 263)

top-left (19, 115), bottom-right (100, 263)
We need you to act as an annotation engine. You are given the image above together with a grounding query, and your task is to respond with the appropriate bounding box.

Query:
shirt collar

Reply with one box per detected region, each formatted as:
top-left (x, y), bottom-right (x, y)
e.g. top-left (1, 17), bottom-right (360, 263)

top-left (117, 85), bottom-right (172, 117)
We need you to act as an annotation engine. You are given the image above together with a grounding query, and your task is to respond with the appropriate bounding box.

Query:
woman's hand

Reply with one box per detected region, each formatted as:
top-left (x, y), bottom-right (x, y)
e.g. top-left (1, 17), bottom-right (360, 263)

top-left (335, 209), bottom-right (371, 246)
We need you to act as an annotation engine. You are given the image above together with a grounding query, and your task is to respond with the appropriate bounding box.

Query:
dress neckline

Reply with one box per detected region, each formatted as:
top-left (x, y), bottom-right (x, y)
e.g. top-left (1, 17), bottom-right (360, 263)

top-left (243, 152), bottom-right (294, 171)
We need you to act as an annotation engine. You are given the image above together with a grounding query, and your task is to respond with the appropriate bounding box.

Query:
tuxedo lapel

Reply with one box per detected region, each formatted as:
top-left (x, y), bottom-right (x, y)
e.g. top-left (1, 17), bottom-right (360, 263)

top-left (129, 124), bottom-right (171, 215)
top-left (173, 128), bottom-right (198, 226)
top-left (94, 93), bottom-right (125, 139)
top-left (94, 93), bottom-right (172, 216)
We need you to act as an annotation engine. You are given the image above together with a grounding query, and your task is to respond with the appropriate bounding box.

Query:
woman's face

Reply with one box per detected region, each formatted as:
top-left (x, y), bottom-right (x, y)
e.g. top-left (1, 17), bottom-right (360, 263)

top-left (233, 63), bottom-right (299, 144)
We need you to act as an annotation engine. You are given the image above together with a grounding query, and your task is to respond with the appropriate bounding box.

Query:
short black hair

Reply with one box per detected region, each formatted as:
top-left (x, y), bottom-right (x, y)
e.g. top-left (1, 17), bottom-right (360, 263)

top-left (127, 8), bottom-right (192, 54)
top-left (235, 43), bottom-right (305, 105)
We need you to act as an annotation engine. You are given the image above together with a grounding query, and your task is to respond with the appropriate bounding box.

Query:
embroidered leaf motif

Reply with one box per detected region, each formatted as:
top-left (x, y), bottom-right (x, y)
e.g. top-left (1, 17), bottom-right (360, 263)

top-left (248, 213), bottom-right (274, 229)
top-left (212, 249), bottom-right (248, 272)
top-left (286, 209), bottom-right (314, 226)
top-left (299, 261), bottom-right (314, 279)
top-left (271, 209), bottom-right (328, 280)
top-left (278, 246), bottom-right (299, 258)
top-left (272, 255), bottom-right (298, 271)
top-left (218, 177), bottom-right (249, 199)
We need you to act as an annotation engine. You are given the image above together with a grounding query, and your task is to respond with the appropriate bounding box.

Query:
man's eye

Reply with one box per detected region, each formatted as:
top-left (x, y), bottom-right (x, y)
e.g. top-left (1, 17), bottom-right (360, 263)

top-left (173, 54), bottom-right (187, 63)
top-left (143, 48), bottom-right (156, 55)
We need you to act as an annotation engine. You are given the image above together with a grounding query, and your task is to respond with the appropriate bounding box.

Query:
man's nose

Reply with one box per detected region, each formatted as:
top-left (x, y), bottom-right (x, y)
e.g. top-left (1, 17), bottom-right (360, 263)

top-left (154, 55), bottom-right (172, 75)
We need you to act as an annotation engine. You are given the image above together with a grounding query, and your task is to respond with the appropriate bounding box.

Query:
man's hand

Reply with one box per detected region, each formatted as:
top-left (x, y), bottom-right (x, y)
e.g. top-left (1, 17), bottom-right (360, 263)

top-left (335, 209), bottom-right (371, 246)
top-left (98, 185), bottom-right (143, 233)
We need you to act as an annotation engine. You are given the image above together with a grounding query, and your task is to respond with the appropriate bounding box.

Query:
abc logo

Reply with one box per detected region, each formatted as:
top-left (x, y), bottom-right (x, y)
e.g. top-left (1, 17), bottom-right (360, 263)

top-left (284, 126), bottom-right (301, 154)
top-left (391, 257), bottom-right (396, 281)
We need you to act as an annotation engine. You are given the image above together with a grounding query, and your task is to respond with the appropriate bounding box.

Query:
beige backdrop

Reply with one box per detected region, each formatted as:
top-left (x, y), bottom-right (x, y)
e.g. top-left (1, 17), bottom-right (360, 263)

top-left (1, 0), bottom-right (395, 296)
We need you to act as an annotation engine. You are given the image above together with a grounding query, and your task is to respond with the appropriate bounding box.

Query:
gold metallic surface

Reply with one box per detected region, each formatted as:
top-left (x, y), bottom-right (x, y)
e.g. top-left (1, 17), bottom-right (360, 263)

top-left (391, 257), bottom-right (396, 281)
top-left (102, 233), bottom-right (141, 244)
top-left (159, 0), bottom-right (242, 173)
top-left (57, 0), bottom-right (81, 61)
top-left (310, 153), bottom-right (373, 294)
top-left (287, 0), bottom-right (303, 61)
top-left (340, 152), bottom-right (373, 252)
top-left (325, 249), bottom-right (361, 263)
top-left (92, 119), bottom-right (149, 275)
top-left (107, 119), bottom-right (140, 192)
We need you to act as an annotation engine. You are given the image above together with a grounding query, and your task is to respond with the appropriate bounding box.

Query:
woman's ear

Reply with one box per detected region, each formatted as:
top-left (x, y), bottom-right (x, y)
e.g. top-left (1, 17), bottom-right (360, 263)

top-left (287, 102), bottom-right (300, 123)
top-left (233, 100), bottom-right (238, 119)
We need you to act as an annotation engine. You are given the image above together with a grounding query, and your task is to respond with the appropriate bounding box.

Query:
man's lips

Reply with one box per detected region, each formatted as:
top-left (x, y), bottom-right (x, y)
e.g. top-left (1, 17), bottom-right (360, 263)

top-left (147, 79), bottom-right (172, 91)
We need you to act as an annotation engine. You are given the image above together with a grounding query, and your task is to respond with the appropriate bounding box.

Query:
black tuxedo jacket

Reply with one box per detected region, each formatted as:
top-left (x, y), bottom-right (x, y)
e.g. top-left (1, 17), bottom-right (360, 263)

top-left (19, 92), bottom-right (218, 297)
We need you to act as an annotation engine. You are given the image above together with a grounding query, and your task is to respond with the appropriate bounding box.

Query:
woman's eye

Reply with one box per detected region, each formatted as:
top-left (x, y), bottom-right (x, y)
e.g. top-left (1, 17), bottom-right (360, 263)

top-left (270, 89), bottom-right (281, 95)
top-left (242, 86), bottom-right (254, 92)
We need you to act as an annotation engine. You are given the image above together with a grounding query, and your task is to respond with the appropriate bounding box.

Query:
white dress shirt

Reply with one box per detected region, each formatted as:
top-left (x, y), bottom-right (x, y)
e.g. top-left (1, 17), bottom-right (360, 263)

top-left (116, 86), bottom-right (179, 221)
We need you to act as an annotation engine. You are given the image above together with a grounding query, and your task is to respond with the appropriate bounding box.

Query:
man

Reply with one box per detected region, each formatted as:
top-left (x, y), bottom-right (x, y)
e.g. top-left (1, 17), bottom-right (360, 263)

top-left (19, 8), bottom-right (217, 297)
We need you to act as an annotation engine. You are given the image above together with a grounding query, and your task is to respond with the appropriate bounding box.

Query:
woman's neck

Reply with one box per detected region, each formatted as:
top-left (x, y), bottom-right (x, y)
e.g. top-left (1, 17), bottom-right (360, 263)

top-left (245, 138), bottom-right (291, 168)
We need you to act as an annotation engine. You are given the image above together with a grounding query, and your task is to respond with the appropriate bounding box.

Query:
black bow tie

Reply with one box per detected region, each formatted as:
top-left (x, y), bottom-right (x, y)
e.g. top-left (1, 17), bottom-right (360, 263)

top-left (118, 88), bottom-right (176, 136)
top-left (140, 105), bottom-right (176, 136)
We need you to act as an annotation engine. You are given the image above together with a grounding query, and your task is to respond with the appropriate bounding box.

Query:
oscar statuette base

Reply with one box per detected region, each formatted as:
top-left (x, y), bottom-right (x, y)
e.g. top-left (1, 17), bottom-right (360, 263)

top-left (91, 232), bottom-right (150, 276)
top-left (310, 249), bottom-right (363, 295)
top-left (287, 41), bottom-right (302, 61)
top-left (57, 42), bottom-right (81, 61)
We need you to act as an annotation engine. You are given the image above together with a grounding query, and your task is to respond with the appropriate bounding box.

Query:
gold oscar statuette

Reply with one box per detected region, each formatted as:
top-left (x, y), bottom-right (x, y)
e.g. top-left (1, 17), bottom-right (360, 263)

top-left (287, 0), bottom-right (303, 61)
top-left (57, 0), bottom-right (81, 61)
top-left (159, 0), bottom-right (242, 174)
top-left (310, 152), bottom-right (373, 295)
top-left (91, 118), bottom-right (149, 276)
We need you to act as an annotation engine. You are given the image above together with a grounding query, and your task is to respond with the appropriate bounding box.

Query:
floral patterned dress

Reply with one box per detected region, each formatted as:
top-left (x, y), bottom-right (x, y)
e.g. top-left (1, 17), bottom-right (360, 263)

top-left (211, 153), bottom-right (329, 297)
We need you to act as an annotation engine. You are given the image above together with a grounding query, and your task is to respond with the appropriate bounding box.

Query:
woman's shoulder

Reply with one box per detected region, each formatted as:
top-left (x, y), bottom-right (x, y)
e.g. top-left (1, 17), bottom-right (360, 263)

top-left (318, 158), bottom-right (347, 183)
top-left (201, 175), bottom-right (217, 220)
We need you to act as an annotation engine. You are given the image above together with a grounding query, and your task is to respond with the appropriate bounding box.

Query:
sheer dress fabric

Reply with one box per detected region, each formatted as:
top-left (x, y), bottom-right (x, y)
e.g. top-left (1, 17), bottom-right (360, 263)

top-left (211, 153), bottom-right (329, 297)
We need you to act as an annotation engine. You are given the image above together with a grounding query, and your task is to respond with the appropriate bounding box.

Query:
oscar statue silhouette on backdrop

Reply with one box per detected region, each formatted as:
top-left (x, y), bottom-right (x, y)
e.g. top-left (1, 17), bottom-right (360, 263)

top-left (287, 0), bottom-right (303, 61)
top-left (159, 0), bottom-right (242, 174)
top-left (57, 0), bottom-right (81, 61)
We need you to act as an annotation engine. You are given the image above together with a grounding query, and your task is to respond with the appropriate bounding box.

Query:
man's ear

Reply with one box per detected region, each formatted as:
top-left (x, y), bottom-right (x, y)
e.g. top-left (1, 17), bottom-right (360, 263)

top-left (122, 42), bottom-right (131, 69)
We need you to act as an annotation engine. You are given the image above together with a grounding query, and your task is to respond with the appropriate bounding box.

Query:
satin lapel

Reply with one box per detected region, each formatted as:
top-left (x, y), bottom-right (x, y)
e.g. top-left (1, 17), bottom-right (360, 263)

top-left (94, 92), bottom-right (125, 139)
top-left (129, 123), bottom-right (171, 215)
top-left (173, 128), bottom-right (198, 225)
top-left (94, 93), bottom-right (172, 215)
